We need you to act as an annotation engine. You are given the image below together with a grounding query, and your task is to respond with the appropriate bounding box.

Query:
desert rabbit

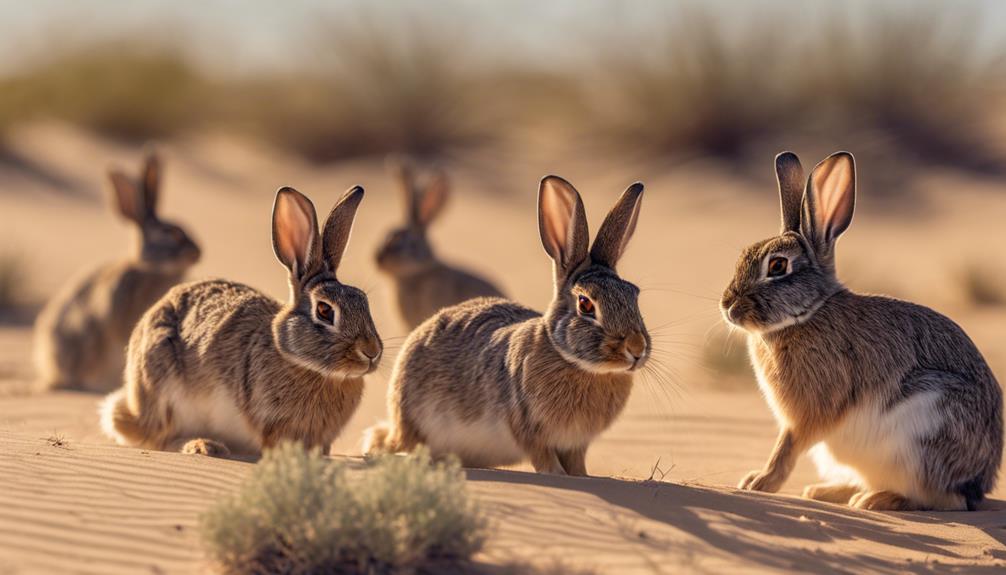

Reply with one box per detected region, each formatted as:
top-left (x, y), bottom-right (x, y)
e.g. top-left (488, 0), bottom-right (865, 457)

top-left (33, 151), bottom-right (200, 392)
top-left (721, 151), bottom-right (1002, 510)
top-left (375, 157), bottom-right (503, 329)
top-left (101, 186), bottom-right (382, 456)
top-left (364, 176), bottom-right (648, 475)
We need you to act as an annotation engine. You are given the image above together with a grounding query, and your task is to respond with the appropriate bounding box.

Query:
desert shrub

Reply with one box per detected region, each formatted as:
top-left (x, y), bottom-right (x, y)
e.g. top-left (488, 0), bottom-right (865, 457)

top-left (0, 252), bottom-right (27, 311)
top-left (251, 12), bottom-right (495, 164)
top-left (588, 7), bottom-right (796, 163)
top-left (804, 6), bottom-right (1006, 173)
top-left (587, 3), bottom-right (1005, 176)
top-left (959, 263), bottom-right (1005, 307)
top-left (0, 44), bottom-right (213, 142)
top-left (700, 331), bottom-right (753, 391)
top-left (200, 443), bottom-right (488, 575)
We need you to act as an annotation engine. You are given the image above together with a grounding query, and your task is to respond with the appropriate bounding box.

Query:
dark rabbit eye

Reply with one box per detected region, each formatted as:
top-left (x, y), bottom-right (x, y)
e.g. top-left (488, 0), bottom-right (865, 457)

top-left (577, 295), bottom-right (595, 317)
top-left (315, 301), bottom-right (335, 325)
top-left (767, 256), bottom-right (789, 278)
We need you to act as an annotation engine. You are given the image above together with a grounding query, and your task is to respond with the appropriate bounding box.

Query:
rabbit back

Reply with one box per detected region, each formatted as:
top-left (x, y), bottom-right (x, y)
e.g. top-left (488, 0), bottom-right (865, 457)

top-left (34, 261), bottom-right (187, 392)
top-left (392, 263), bottom-right (504, 328)
top-left (111, 279), bottom-right (365, 454)
top-left (390, 297), bottom-right (533, 466)
top-left (753, 291), bottom-right (1002, 507)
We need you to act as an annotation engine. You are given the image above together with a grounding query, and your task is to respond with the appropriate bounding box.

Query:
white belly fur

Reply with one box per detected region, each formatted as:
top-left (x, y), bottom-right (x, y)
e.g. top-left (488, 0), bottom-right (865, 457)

top-left (811, 391), bottom-right (944, 500)
top-left (165, 379), bottom-right (261, 454)
top-left (415, 403), bottom-right (524, 468)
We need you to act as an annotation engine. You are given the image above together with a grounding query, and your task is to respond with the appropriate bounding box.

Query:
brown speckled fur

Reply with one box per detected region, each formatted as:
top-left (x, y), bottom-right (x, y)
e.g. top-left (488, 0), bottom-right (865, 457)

top-left (375, 157), bottom-right (503, 329)
top-left (722, 152), bottom-right (1002, 511)
top-left (33, 151), bottom-right (200, 392)
top-left (365, 176), bottom-right (648, 476)
top-left (101, 186), bottom-right (380, 456)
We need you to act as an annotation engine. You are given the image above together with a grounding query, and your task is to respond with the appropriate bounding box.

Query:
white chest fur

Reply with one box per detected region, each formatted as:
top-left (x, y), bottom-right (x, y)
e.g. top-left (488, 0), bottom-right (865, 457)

top-left (812, 391), bottom-right (944, 499)
top-left (165, 380), bottom-right (261, 454)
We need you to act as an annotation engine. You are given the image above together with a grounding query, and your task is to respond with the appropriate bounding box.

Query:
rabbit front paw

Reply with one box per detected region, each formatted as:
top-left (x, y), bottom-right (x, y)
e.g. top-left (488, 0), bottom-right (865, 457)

top-left (738, 469), bottom-right (784, 492)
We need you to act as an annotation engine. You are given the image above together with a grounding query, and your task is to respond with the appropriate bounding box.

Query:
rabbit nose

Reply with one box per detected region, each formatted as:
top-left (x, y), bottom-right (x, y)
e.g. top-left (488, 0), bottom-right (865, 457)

top-left (624, 332), bottom-right (647, 360)
top-left (356, 339), bottom-right (382, 363)
top-left (726, 302), bottom-right (744, 325)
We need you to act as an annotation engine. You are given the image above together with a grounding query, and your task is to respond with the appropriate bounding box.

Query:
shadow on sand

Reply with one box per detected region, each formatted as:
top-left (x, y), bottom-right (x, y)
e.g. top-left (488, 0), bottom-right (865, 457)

top-left (466, 468), bottom-right (1006, 574)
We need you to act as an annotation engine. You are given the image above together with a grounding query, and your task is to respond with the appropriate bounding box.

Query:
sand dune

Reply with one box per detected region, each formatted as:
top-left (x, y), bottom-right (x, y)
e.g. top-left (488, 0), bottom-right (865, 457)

top-left (2, 125), bottom-right (1006, 573)
top-left (1, 423), bottom-right (1004, 574)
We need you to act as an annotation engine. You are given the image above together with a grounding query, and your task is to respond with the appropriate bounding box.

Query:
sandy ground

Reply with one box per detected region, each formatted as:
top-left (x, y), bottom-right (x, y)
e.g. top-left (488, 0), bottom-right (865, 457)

top-left (1, 124), bottom-right (1005, 573)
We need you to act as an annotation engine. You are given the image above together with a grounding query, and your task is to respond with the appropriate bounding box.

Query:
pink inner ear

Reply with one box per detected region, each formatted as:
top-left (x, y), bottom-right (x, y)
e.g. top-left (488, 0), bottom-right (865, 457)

top-left (542, 182), bottom-right (575, 258)
top-left (811, 156), bottom-right (855, 241)
top-left (109, 172), bottom-right (141, 221)
top-left (276, 196), bottom-right (314, 266)
top-left (418, 178), bottom-right (447, 225)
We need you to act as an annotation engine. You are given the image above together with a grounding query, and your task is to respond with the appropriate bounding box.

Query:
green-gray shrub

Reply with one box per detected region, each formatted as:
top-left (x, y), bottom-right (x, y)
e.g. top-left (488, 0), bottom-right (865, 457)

top-left (200, 443), bottom-right (488, 575)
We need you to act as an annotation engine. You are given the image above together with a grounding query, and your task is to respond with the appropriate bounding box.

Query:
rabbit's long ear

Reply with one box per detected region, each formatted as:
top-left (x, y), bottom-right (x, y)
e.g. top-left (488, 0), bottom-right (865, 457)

top-left (108, 170), bottom-right (144, 223)
top-left (539, 175), bottom-right (589, 285)
top-left (590, 182), bottom-right (643, 270)
top-left (140, 150), bottom-right (161, 220)
top-left (775, 152), bottom-right (804, 234)
top-left (322, 186), bottom-right (365, 274)
top-left (416, 168), bottom-right (449, 228)
top-left (801, 152), bottom-right (855, 263)
top-left (387, 155), bottom-right (419, 225)
top-left (272, 187), bottom-right (321, 281)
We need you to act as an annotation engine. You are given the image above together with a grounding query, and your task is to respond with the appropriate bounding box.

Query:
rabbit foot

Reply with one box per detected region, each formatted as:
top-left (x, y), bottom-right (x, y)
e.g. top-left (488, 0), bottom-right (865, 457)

top-left (802, 483), bottom-right (862, 504)
top-left (181, 438), bottom-right (231, 457)
top-left (849, 490), bottom-right (915, 511)
top-left (738, 469), bottom-right (784, 492)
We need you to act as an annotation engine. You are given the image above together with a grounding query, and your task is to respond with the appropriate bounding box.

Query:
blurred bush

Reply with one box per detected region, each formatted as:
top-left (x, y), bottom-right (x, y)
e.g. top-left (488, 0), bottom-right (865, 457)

top-left (959, 263), bottom-right (1005, 307)
top-left (700, 330), bottom-right (753, 391)
top-left (805, 7), bottom-right (1006, 173)
top-left (0, 44), bottom-right (214, 143)
top-left (588, 8), bottom-right (797, 162)
top-left (0, 252), bottom-right (27, 311)
top-left (240, 14), bottom-right (499, 164)
top-left (590, 5), bottom-right (1005, 174)
top-left (0, 3), bottom-right (1002, 178)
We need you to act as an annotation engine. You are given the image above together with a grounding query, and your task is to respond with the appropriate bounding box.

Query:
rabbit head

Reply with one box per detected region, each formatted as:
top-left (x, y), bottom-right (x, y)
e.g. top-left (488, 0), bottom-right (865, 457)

top-left (375, 157), bottom-right (448, 276)
top-left (271, 186), bottom-right (383, 378)
top-left (108, 151), bottom-right (201, 272)
top-left (721, 151), bottom-right (856, 334)
top-left (538, 176), bottom-right (650, 374)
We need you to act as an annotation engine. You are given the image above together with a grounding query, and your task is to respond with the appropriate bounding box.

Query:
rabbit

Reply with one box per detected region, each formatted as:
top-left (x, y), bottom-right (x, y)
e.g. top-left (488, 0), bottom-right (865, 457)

top-left (364, 175), bottom-right (648, 476)
top-left (100, 185), bottom-right (382, 457)
top-left (33, 151), bottom-right (201, 393)
top-left (721, 151), bottom-right (1003, 511)
top-left (375, 157), bottom-right (503, 329)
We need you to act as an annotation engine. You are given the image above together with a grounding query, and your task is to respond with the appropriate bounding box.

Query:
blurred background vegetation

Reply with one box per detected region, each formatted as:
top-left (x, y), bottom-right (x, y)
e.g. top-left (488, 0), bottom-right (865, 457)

top-left (1, 0), bottom-right (1004, 181)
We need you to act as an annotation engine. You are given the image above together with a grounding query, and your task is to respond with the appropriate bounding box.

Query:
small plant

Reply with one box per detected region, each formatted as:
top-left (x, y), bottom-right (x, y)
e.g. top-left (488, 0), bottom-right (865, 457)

top-left (700, 331), bottom-right (753, 390)
top-left (200, 443), bottom-right (488, 575)
top-left (960, 264), bottom-right (1005, 307)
